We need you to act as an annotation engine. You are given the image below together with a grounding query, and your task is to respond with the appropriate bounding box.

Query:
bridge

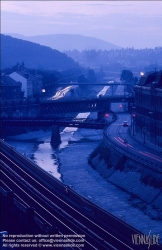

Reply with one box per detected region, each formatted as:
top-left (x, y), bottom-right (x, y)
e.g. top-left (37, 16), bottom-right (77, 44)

top-left (0, 95), bottom-right (134, 143)
top-left (1, 117), bottom-right (109, 129)
top-left (0, 116), bottom-right (113, 144)
top-left (40, 96), bottom-right (134, 115)
top-left (58, 81), bottom-right (133, 87)
top-left (1, 95), bottom-right (134, 118)
top-left (1, 139), bottom-right (157, 250)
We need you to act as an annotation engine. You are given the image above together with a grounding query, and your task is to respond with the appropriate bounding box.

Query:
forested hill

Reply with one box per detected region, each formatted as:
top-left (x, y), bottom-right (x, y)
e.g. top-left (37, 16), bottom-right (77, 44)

top-left (65, 47), bottom-right (162, 73)
top-left (5, 33), bottom-right (121, 52)
top-left (1, 34), bottom-right (81, 71)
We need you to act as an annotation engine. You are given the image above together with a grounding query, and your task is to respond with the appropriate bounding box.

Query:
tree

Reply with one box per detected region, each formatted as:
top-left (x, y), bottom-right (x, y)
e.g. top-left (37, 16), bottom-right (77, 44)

top-left (87, 69), bottom-right (97, 83)
top-left (78, 75), bottom-right (87, 83)
top-left (96, 66), bottom-right (106, 80)
top-left (120, 69), bottom-right (133, 82)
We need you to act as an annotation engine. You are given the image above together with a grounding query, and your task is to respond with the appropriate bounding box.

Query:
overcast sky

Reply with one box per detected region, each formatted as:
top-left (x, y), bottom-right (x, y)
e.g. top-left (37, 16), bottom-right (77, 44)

top-left (1, 1), bottom-right (162, 49)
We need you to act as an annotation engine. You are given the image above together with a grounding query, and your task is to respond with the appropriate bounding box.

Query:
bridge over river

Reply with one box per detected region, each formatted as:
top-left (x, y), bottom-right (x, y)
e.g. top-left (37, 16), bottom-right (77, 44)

top-left (1, 95), bottom-right (134, 118)
top-left (1, 95), bottom-right (134, 143)
top-left (1, 117), bottom-right (110, 129)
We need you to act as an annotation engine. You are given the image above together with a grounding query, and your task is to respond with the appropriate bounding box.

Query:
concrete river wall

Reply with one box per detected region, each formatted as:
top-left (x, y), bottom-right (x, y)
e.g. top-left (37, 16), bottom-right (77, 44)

top-left (88, 142), bottom-right (162, 219)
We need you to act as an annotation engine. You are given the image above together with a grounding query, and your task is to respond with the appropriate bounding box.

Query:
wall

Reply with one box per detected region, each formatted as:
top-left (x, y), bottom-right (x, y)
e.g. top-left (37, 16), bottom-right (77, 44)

top-left (9, 72), bottom-right (28, 98)
top-left (88, 142), bottom-right (162, 218)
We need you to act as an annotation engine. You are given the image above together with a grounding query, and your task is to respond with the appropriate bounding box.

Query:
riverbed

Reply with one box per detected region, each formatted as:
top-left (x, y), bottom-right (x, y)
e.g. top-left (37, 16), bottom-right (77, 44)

top-left (5, 84), bottom-right (162, 240)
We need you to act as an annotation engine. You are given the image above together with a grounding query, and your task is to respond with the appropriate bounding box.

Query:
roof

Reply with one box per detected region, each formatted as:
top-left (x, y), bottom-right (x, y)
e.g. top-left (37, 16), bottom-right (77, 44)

top-left (137, 70), bottom-right (162, 88)
top-left (155, 70), bottom-right (162, 87)
top-left (0, 75), bottom-right (21, 86)
top-left (9, 72), bottom-right (27, 83)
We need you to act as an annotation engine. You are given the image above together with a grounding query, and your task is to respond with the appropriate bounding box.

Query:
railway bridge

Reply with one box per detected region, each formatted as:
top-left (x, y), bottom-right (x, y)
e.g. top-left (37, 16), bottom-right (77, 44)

top-left (1, 95), bottom-right (134, 144)
top-left (0, 116), bottom-right (113, 145)
top-left (1, 96), bottom-right (134, 118)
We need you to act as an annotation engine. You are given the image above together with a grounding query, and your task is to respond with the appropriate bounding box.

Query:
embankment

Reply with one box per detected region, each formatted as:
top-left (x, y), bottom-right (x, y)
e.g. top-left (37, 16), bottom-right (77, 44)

top-left (88, 142), bottom-right (162, 219)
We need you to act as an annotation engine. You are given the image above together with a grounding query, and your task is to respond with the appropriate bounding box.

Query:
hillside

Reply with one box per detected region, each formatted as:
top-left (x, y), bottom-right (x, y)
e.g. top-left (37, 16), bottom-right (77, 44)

top-left (1, 34), bottom-right (81, 71)
top-left (65, 47), bottom-right (162, 73)
top-left (5, 33), bottom-right (121, 52)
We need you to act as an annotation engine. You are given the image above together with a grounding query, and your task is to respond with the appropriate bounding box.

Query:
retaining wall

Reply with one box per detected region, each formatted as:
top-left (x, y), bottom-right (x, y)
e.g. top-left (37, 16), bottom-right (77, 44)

top-left (88, 142), bottom-right (162, 215)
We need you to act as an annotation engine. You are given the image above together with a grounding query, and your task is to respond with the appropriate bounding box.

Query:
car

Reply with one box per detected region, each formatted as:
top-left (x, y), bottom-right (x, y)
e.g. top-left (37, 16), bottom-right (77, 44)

top-left (123, 121), bottom-right (128, 126)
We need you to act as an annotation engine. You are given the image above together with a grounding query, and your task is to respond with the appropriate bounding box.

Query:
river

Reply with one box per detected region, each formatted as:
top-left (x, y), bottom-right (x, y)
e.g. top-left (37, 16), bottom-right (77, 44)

top-left (5, 85), bottom-right (162, 239)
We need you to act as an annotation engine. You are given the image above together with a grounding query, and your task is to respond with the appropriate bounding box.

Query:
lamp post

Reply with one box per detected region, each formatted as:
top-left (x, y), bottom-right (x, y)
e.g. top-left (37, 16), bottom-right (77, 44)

top-left (42, 89), bottom-right (46, 101)
top-left (149, 111), bottom-right (153, 142)
top-left (154, 106), bottom-right (157, 146)
top-left (131, 106), bottom-right (136, 136)
top-left (142, 127), bottom-right (147, 144)
top-left (140, 114), bottom-right (143, 138)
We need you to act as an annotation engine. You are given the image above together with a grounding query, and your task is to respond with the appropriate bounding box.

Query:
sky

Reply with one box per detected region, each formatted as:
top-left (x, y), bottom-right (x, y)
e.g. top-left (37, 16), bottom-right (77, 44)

top-left (1, 1), bottom-right (162, 49)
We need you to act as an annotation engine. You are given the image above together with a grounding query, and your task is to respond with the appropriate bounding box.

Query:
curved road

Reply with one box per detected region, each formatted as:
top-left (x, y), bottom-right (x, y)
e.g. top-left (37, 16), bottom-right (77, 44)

top-left (105, 113), bottom-right (162, 169)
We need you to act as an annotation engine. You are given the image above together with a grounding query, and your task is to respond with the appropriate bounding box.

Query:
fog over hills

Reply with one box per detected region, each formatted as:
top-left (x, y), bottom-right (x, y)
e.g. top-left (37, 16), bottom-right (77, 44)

top-left (5, 33), bottom-right (121, 52)
top-left (1, 34), bottom-right (82, 70)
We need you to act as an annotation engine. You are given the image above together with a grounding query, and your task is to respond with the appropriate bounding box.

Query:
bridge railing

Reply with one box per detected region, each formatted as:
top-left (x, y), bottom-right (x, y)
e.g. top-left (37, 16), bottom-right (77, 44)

top-left (0, 95), bottom-right (134, 106)
top-left (1, 98), bottom-right (41, 107)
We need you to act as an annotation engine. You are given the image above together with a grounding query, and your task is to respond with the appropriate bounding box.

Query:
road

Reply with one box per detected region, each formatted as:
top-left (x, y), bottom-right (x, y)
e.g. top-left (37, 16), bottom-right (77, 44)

top-left (105, 113), bottom-right (162, 169)
top-left (48, 86), bottom-right (73, 100)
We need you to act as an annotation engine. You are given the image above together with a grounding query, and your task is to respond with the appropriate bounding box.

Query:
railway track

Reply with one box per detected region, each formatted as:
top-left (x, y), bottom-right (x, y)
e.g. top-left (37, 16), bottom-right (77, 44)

top-left (0, 155), bottom-right (128, 250)
top-left (1, 140), bottom-right (161, 250)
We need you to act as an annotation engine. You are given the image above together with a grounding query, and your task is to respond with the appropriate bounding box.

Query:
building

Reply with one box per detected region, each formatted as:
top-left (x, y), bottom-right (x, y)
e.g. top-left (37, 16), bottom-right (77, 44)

top-left (9, 62), bottom-right (42, 98)
top-left (9, 71), bottom-right (28, 97)
top-left (0, 75), bottom-right (22, 100)
top-left (134, 70), bottom-right (162, 148)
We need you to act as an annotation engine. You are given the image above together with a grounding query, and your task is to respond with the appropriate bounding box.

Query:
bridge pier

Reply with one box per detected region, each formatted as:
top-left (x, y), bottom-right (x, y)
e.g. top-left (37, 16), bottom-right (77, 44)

top-left (98, 112), bottom-right (106, 119)
top-left (51, 125), bottom-right (61, 145)
top-left (97, 111), bottom-right (110, 119)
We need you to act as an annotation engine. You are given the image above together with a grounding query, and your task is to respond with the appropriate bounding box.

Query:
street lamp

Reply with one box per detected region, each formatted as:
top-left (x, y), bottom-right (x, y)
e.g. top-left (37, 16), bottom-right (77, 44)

top-left (149, 111), bottom-right (153, 142)
top-left (140, 114), bottom-right (143, 138)
top-left (131, 106), bottom-right (136, 136)
top-left (140, 72), bottom-right (145, 76)
top-left (142, 127), bottom-right (147, 144)
top-left (42, 89), bottom-right (46, 101)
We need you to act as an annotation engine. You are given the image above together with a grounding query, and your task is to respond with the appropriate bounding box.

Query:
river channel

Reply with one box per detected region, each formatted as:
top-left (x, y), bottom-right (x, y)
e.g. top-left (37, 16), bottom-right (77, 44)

top-left (5, 85), bottom-right (162, 238)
